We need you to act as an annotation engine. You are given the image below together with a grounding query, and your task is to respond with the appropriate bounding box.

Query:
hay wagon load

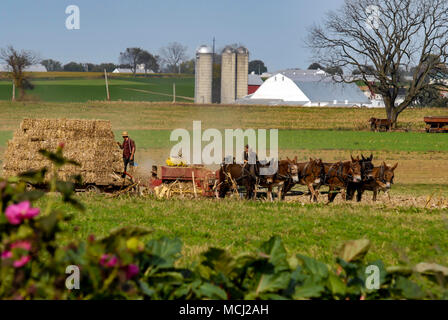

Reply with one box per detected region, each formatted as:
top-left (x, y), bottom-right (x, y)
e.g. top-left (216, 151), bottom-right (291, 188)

top-left (2, 118), bottom-right (129, 191)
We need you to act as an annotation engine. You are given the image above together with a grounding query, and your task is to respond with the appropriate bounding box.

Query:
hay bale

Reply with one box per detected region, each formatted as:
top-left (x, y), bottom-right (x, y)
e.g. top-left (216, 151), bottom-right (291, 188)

top-left (2, 118), bottom-right (123, 186)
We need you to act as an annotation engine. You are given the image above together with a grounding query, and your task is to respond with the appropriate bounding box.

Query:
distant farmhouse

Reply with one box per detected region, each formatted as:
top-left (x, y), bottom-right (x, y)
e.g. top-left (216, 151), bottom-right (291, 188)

top-left (0, 64), bottom-right (47, 72)
top-left (239, 69), bottom-right (371, 107)
top-left (112, 64), bottom-right (153, 74)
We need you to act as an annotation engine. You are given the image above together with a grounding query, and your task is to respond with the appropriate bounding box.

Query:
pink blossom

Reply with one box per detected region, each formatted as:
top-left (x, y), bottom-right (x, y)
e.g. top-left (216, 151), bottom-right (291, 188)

top-left (13, 255), bottom-right (30, 268)
top-left (126, 264), bottom-right (139, 279)
top-left (5, 201), bottom-right (40, 225)
top-left (100, 254), bottom-right (118, 268)
top-left (11, 240), bottom-right (32, 251)
top-left (1, 250), bottom-right (12, 259)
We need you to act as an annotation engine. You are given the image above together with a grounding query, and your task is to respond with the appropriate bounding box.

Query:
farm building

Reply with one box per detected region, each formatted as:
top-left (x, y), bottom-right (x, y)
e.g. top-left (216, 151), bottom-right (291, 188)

top-left (238, 73), bottom-right (371, 107)
top-left (112, 64), bottom-right (153, 74)
top-left (248, 73), bottom-right (264, 94)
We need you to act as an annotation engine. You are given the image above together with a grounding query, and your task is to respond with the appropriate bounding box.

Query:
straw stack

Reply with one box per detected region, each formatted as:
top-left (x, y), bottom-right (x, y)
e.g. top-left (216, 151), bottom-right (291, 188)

top-left (2, 119), bottom-right (123, 186)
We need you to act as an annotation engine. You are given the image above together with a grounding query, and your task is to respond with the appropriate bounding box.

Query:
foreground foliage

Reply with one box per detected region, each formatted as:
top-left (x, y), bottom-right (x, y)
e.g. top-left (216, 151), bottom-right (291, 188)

top-left (0, 148), bottom-right (447, 299)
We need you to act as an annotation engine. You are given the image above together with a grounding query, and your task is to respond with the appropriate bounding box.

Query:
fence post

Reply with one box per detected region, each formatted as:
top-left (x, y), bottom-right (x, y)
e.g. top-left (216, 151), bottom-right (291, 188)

top-left (12, 80), bottom-right (15, 102)
top-left (104, 69), bottom-right (110, 101)
top-left (173, 83), bottom-right (176, 103)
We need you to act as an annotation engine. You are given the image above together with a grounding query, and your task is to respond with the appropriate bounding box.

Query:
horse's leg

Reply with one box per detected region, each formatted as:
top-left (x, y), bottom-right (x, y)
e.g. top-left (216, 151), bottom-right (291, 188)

top-left (356, 188), bottom-right (364, 202)
top-left (308, 183), bottom-right (318, 202)
top-left (268, 185), bottom-right (273, 202)
top-left (373, 189), bottom-right (378, 201)
top-left (328, 186), bottom-right (338, 203)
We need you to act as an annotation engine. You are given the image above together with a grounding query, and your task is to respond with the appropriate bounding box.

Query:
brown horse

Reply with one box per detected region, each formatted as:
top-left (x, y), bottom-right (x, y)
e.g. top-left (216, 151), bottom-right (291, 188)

top-left (282, 158), bottom-right (325, 202)
top-left (258, 159), bottom-right (299, 201)
top-left (217, 163), bottom-right (256, 200)
top-left (355, 162), bottom-right (397, 201)
top-left (346, 154), bottom-right (375, 202)
top-left (325, 157), bottom-right (362, 203)
top-left (369, 118), bottom-right (392, 132)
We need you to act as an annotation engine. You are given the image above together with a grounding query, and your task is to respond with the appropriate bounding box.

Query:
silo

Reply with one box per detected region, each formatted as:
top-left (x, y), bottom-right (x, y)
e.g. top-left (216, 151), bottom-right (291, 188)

top-left (220, 46), bottom-right (236, 104)
top-left (194, 45), bottom-right (213, 104)
top-left (236, 47), bottom-right (249, 99)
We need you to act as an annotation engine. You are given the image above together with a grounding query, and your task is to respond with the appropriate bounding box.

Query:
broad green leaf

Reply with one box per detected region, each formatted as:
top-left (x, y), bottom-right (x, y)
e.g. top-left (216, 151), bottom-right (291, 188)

top-left (196, 282), bottom-right (228, 300)
top-left (293, 281), bottom-right (325, 299)
top-left (338, 239), bottom-right (371, 262)
top-left (395, 277), bottom-right (425, 300)
top-left (146, 237), bottom-right (182, 269)
top-left (259, 236), bottom-right (289, 272)
top-left (297, 254), bottom-right (329, 279)
top-left (255, 272), bottom-right (290, 296)
top-left (327, 273), bottom-right (346, 296)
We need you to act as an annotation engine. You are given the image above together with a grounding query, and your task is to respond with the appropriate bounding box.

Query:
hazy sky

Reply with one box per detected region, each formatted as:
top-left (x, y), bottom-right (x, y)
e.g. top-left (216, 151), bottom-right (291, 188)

top-left (0, 0), bottom-right (345, 71)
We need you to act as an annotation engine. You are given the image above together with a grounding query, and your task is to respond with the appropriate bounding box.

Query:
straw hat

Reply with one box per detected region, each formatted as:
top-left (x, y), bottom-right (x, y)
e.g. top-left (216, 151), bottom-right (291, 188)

top-left (122, 131), bottom-right (129, 137)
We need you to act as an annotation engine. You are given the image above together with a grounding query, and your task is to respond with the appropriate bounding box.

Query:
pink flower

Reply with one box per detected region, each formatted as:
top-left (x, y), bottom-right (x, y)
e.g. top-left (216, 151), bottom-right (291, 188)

top-left (126, 264), bottom-right (139, 279)
top-left (100, 254), bottom-right (118, 268)
top-left (13, 255), bottom-right (30, 268)
top-left (5, 201), bottom-right (40, 225)
top-left (1, 250), bottom-right (12, 259)
top-left (58, 142), bottom-right (65, 149)
top-left (11, 241), bottom-right (32, 251)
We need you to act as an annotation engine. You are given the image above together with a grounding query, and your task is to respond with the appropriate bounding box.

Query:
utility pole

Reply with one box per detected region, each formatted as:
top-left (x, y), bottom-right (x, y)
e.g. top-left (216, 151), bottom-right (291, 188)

top-left (104, 69), bottom-right (110, 101)
top-left (173, 83), bottom-right (176, 103)
top-left (12, 80), bottom-right (15, 102)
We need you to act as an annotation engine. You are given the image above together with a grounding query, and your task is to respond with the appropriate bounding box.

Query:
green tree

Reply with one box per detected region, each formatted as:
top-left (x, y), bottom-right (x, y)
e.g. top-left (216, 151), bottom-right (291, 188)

top-left (41, 59), bottom-right (62, 71)
top-left (249, 60), bottom-right (267, 75)
top-left (119, 48), bottom-right (144, 76)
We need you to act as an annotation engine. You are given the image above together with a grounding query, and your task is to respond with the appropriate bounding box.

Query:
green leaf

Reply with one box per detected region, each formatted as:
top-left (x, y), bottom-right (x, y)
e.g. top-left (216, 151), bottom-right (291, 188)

top-left (196, 282), bottom-right (228, 300)
top-left (338, 239), bottom-right (371, 262)
top-left (259, 236), bottom-right (289, 272)
top-left (327, 273), bottom-right (346, 296)
top-left (255, 272), bottom-right (291, 296)
top-left (100, 226), bottom-right (153, 244)
top-left (293, 281), bottom-right (325, 299)
top-left (146, 237), bottom-right (182, 269)
top-left (395, 277), bottom-right (425, 300)
top-left (138, 281), bottom-right (155, 297)
top-left (297, 254), bottom-right (329, 279)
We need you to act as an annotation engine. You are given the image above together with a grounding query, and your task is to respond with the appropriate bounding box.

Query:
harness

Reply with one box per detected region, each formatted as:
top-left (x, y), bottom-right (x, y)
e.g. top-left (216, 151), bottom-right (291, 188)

top-left (327, 162), bottom-right (352, 186)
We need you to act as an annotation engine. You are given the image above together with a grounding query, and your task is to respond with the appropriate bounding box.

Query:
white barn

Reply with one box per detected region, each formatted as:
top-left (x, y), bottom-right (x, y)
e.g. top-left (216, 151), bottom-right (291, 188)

top-left (240, 73), bottom-right (372, 107)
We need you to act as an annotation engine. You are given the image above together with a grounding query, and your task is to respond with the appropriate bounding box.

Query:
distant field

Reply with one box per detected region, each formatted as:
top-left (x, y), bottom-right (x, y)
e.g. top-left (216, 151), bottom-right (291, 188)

top-left (0, 77), bottom-right (194, 102)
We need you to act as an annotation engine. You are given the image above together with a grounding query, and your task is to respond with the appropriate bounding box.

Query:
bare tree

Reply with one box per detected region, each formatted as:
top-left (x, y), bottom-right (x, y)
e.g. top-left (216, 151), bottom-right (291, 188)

top-left (308, 0), bottom-right (448, 126)
top-left (1, 46), bottom-right (39, 100)
top-left (119, 47), bottom-right (144, 76)
top-left (160, 42), bottom-right (188, 74)
top-left (138, 50), bottom-right (160, 75)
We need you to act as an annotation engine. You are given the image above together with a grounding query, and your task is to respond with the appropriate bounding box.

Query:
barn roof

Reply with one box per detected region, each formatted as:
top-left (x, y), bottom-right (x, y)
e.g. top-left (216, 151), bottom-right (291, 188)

top-left (294, 81), bottom-right (371, 104)
top-left (248, 74), bottom-right (263, 86)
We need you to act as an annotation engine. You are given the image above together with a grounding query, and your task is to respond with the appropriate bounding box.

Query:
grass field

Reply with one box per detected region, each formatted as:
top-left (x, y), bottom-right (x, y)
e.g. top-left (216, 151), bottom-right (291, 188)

top-left (1, 100), bottom-right (448, 268)
top-left (0, 77), bottom-right (194, 102)
top-left (40, 194), bottom-right (448, 268)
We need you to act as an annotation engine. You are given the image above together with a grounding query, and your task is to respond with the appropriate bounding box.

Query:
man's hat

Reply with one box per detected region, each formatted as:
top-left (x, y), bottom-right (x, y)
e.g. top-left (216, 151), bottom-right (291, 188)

top-left (122, 131), bottom-right (129, 137)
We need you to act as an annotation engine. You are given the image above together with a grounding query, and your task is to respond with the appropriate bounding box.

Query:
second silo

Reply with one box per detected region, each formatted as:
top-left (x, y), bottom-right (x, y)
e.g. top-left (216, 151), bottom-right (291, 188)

top-left (236, 47), bottom-right (249, 99)
top-left (220, 46), bottom-right (236, 104)
top-left (194, 45), bottom-right (213, 104)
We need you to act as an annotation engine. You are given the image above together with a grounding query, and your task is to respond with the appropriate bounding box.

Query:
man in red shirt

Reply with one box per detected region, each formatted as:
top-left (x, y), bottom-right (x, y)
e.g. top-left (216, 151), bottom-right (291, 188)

top-left (117, 131), bottom-right (136, 178)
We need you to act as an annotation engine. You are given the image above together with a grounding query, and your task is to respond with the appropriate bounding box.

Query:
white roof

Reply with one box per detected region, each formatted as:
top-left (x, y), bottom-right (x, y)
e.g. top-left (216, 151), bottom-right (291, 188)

top-left (112, 68), bottom-right (152, 74)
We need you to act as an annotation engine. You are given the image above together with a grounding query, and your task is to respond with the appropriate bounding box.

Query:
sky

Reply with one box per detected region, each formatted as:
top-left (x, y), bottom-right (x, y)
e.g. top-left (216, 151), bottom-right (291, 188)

top-left (0, 0), bottom-right (345, 72)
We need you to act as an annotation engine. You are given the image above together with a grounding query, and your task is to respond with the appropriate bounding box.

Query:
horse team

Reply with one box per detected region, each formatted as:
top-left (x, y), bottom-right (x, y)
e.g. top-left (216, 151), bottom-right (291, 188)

top-left (217, 155), bottom-right (398, 203)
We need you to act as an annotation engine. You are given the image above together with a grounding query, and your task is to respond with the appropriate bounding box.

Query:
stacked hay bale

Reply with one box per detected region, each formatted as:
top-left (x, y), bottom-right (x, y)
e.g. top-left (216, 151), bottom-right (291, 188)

top-left (2, 119), bottom-right (123, 186)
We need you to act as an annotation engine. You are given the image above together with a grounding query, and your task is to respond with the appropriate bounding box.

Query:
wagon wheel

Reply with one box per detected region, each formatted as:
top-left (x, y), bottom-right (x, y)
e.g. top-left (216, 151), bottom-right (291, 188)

top-left (86, 185), bottom-right (100, 194)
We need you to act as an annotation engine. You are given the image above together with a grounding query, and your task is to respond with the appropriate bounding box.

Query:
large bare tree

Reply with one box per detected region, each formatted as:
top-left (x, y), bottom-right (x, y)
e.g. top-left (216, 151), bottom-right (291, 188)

top-left (1, 46), bottom-right (39, 100)
top-left (160, 42), bottom-right (188, 74)
top-left (308, 0), bottom-right (448, 126)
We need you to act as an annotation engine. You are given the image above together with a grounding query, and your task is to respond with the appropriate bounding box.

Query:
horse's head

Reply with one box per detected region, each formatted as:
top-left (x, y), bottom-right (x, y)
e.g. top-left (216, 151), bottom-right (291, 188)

top-left (310, 159), bottom-right (324, 185)
top-left (361, 154), bottom-right (375, 179)
top-left (287, 158), bottom-right (299, 182)
top-left (382, 162), bottom-right (397, 189)
top-left (350, 156), bottom-right (362, 182)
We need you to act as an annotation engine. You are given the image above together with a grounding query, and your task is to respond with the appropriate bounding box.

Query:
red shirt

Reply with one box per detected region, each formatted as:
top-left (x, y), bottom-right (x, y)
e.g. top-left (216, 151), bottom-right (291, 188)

top-left (120, 138), bottom-right (135, 159)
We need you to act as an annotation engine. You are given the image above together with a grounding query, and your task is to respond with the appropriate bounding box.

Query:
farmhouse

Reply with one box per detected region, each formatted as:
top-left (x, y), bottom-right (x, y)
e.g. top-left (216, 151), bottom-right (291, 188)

top-left (239, 73), bottom-right (371, 107)
top-left (112, 64), bottom-right (153, 74)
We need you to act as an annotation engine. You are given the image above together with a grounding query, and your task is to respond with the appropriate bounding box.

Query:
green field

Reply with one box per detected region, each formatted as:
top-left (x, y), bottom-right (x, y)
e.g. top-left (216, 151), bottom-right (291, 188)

top-left (41, 193), bottom-right (448, 268)
top-left (0, 77), bottom-right (194, 102)
top-left (1, 101), bottom-right (448, 269)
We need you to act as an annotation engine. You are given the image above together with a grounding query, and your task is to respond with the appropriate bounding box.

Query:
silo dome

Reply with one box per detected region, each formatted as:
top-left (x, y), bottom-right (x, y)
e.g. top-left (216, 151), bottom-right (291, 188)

top-left (236, 46), bottom-right (249, 55)
top-left (222, 46), bottom-right (236, 54)
top-left (196, 45), bottom-right (212, 54)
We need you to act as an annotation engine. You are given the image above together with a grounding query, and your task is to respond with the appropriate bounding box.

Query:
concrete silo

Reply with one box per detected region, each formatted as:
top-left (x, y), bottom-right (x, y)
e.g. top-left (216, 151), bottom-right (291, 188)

top-left (220, 46), bottom-right (236, 104)
top-left (194, 45), bottom-right (213, 104)
top-left (236, 47), bottom-right (249, 99)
